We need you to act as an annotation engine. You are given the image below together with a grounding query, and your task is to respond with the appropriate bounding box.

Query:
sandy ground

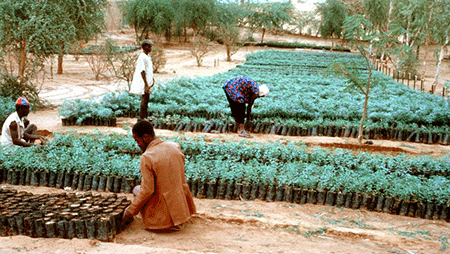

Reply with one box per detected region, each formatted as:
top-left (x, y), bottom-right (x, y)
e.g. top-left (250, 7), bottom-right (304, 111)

top-left (2, 28), bottom-right (450, 253)
top-left (1, 185), bottom-right (450, 254)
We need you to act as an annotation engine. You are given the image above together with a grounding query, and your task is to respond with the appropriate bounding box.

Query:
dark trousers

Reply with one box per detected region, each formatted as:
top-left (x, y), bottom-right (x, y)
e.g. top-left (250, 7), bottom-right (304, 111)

top-left (224, 91), bottom-right (246, 124)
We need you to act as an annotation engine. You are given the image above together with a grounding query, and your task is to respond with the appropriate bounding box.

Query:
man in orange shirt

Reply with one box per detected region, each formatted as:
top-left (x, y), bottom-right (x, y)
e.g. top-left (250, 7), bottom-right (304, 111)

top-left (122, 120), bottom-right (196, 232)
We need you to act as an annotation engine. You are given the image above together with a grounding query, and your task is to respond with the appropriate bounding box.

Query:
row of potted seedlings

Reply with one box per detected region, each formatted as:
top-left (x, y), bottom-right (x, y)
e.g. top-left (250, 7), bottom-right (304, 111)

top-left (1, 166), bottom-right (449, 223)
top-left (0, 188), bottom-right (130, 241)
top-left (187, 179), bottom-right (450, 222)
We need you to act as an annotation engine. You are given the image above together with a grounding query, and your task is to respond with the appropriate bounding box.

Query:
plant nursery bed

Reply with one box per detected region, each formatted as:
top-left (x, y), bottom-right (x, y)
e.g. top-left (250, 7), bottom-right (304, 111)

top-left (0, 187), bottom-right (130, 242)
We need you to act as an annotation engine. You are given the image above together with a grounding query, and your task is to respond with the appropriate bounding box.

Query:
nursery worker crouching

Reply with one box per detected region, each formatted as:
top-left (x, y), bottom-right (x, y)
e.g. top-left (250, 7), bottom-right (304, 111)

top-left (223, 77), bottom-right (269, 138)
top-left (121, 119), bottom-right (196, 232)
top-left (1, 97), bottom-right (47, 147)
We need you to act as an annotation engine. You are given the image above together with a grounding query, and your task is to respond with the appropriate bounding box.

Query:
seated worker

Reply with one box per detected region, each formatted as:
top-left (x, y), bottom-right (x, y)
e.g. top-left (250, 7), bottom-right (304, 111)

top-left (223, 77), bottom-right (269, 138)
top-left (1, 97), bottom-right (47, 147)
top-left (122, 119), bottom-right (196, 232)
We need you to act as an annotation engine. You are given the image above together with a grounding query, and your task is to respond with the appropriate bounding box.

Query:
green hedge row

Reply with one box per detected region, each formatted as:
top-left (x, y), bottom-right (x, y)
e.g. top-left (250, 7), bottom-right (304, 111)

top-left (1, 133), bottom-right (450, 206)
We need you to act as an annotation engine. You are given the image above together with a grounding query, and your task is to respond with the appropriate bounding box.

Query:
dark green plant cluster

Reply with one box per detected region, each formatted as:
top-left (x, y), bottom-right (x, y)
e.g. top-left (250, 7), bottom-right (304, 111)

top-left (80, 45), bottom-right (140, 55)
top-left (58, 50), bottom-right (450, 137)
top-left (1, 133), bottom-right (450, 205)
top-left (0, 96), bottom-right (15, 129)
top-left (253, 41), bottom-right (351, 52)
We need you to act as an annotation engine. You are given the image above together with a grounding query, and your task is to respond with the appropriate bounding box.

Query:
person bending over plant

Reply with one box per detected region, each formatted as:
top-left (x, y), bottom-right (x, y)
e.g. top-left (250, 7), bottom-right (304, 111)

top-left (1, 97), bottom-right (47, 147)
top-left (223, 77), bottom-right (269, 138)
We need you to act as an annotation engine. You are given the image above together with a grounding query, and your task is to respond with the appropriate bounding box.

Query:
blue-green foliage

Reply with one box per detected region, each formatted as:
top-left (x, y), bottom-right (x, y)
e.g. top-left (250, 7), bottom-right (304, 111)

top-left (147, 49), bottom-right (450, 129)
top-left (2, 133), bottom-right (448, 204)
top-left (0, 96), bottom-right (15, 130)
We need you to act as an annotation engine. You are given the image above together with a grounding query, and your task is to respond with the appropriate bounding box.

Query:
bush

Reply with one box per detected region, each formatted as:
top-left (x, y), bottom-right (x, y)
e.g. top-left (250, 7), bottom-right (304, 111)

top-left (151, 46), bottom-right (166, 73)
top-left (0, 74), bottom-right (42, 107)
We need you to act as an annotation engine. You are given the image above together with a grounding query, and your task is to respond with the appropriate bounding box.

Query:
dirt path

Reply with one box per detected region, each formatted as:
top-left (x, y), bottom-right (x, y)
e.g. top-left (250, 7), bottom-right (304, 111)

top-left (1, 185), bottom-right (449, 254)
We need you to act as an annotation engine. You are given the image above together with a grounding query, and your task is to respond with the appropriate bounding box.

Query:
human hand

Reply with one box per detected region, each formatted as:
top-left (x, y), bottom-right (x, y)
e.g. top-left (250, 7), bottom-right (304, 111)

top-left (38, 136), bottom-right (48, 145)
top-left (121, 207), bottom-right (134, 230)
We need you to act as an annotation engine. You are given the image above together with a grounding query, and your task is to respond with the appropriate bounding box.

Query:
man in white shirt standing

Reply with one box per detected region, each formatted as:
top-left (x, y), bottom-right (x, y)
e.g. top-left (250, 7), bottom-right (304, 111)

top-left (1, 97), bottom-right (46, 147)
top-left (130, 40), bottom-right (154, 120)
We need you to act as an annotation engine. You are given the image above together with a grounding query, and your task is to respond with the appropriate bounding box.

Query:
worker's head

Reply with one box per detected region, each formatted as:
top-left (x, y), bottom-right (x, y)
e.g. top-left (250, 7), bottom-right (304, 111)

top-left (141, 39), bottom-right (153, 54)
top-left (15, 96), bottom-right (30, 118)
top-left (132, 119), bottom-right (156, 151)
top-left (258, 85), bottom-right (270, 97)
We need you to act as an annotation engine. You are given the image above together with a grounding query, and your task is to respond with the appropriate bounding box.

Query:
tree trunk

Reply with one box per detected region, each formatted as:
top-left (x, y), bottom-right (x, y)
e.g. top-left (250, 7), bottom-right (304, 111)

top-left (226, 44), bottom-right (232, 62)
top-left (19, 38), bottom-right (27, 82)
top-left (433, 39), bottom-right (448, 91)
top-left (57, 42), bottom-right (65, 75)
top-left (358, 68), bottom-right (373, 143)
top-left (261, 28), bottom-right (266, 44)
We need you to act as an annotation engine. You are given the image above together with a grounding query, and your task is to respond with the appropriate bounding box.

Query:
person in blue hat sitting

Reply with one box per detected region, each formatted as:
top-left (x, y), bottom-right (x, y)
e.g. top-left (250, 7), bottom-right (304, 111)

top-left (1, 97), bottom-right (47, 147)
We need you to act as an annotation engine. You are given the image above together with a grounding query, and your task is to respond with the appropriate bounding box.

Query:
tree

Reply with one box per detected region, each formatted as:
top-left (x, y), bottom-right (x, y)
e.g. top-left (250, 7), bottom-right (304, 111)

top-left (316, 0), bottom-right (347, 40)
top-left (56, 0), bottom-right (106, 74)
top-left (173, 0), bottom-right (217, 41)
top-left (246, 2), bottom-right (294, 43)
top-left (428, 0), bottom-right (450, 91)
top-left (189, 37), bottom-right (214, 67)
top-left (328, 14), bottom-right (402, 143)
top-left (122, 0), bottom-right (176, 43)
top-left (0, 0), bottom-right (66, 83)
top-left (213, 2), bottom-right (247, 61)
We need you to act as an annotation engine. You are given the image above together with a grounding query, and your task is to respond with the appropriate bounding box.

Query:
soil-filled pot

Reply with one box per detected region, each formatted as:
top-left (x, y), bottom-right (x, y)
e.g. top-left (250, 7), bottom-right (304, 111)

top-left (216, 182), bottom-right (227, 199)
top-left (113, 176), bottom-right (122, 193)
top-left (25, 170), bottom-right (32, 186)
top-left (190, 179), bottom-right (198, 197)
top-left (19, 170), bottom-right (26, 186)
top-left (241, 183), bottom-right (251, 200)
top-left (106, 176), bottom-right (115, 192)
top-left (292, 188), bottom-right (301, 204)
top-left (98, 175), bottom-right (107, 192)
top-left (91, 175), bottom-right (100, 191)
top-left (432, 204), bottom-right (443, 220)
top-left (206, 182), bottom-right (217, 199)
top-left (344, 192), bottom-right (353, 208)
top-left (77, 173), bottom-right (85, 190)
top-left (408, 201), bottom-right (418, 217)
top-left (390, 198), bottom-right (402, 215)
top-left (71, 173), bottom-right (79, 190)
top-left (56, 171), bottom-right (65, 189)
top-left (30, 171), bottom-right (40, 186)
top-left (63, 172), bottom-right (73, 189)
top-left (225, 182), bottom-right (234, 200)
top-left (233, 183), bottom-right (243, 200)
top-left (48, 171), bottom-right (57, 188)
top-left (123, 178), bottom-right (135, 194)
top-left (196, 182), bottom-right (206, 199)
top-left (316, 189), bottom-right (326, 205)
top-left (415, 202), bottom-right (427, 219)
top-left (283, 186), bottom-right (294, 203)
top-left (361, 195), bottom-right (373, 210)
top-left (335, 192), bottom-right (346, 207)
top-left (249, 184), bottom-right (259, 200)
top-left (424, 203), bottom-right (435, 220)
top-left (83, 174), bottom-right (93, 191)
top-left (351, 193), bottom-right (363, 209)
top-left (374, 196), bottom-right (385, 212)
top-left (325, 191), bottom-right (336, 206)
top-left (275, 186), bottom-right (284, 202)
top-left (39, 171), bottom-right (49, 187)
top-left (258, 184), bottom-right (268, 201)
top-left (307, 189), bottom-right (318, 204)
top-left (383, 196), bottom-right (395, 214)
